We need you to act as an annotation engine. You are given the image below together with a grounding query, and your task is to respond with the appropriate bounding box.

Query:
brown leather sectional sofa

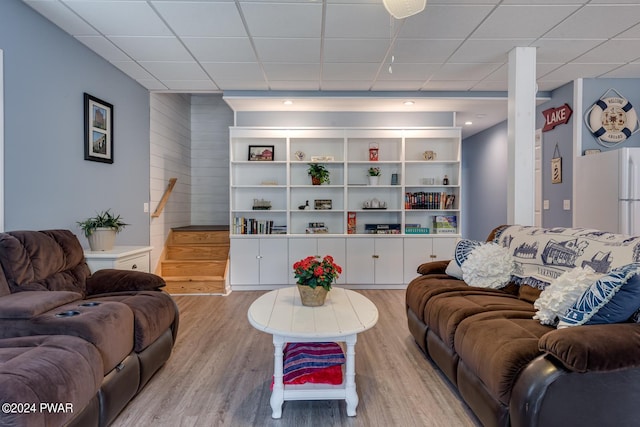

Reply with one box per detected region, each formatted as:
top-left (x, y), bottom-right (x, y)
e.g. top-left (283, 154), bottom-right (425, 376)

top-left (0, 230), bottom-right (179, 426)
top-left (406, 225), bottom-right (640, 427)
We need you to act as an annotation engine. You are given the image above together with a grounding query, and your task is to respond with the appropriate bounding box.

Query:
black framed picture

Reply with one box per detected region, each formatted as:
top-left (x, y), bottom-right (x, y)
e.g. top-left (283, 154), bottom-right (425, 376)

top-left (84, 93), bottom-right (113, 163)
top-left (248, 145), bottom-right (274, 161)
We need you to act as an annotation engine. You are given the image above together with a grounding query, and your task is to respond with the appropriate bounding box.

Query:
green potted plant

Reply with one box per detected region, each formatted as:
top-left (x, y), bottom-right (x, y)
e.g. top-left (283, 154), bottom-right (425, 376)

top-left (293, 255), bottom-right (342, 306)
top-left (77, 210), bottom-right (128, 251)
top-left (367, 167), bottom-right (381, 185)
top-left (307, 163), bottom-right (330, 185)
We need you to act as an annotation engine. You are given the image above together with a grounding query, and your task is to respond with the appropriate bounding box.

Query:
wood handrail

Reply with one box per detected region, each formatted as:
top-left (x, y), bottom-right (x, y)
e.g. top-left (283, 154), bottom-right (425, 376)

top-left (152, 178), bottom-right (177, 218)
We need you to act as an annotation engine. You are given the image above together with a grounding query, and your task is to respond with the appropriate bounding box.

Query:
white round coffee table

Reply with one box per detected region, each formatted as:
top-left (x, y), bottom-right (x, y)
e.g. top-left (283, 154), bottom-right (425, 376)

top-left (248, 286), bottom-right (378, 419)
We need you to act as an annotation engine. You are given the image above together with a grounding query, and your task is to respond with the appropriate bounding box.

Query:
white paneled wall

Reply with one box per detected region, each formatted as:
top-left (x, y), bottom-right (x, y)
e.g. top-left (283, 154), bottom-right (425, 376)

top-left (191, 95), bottom-right (232, 225)
top-left (149, 93), bottom-right (192, 272)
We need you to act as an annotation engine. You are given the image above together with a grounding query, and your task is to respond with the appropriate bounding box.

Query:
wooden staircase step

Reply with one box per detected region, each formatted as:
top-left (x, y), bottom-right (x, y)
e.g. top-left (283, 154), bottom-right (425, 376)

top-left (170, 231), bottom-right (229, 245)
top-left (161, 260), bottom-right (227, 277)
top-left (163, 276), bottom-right (226, 294)
top-left (167, 244), bottom-right (229, 260)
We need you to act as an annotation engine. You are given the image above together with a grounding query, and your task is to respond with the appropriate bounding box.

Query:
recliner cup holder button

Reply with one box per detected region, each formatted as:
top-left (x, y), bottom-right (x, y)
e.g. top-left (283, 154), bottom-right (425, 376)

top-left (79, 302), bottom-right (101, 307)
top-left (55, 310), bottom-right (81, 317)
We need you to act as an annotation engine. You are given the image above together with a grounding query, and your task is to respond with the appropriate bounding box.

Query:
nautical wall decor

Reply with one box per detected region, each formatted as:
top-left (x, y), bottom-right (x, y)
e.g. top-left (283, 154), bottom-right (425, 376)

top-left (542, 103), bottom-right (572, 132)
top-left (551, 143), bottom-right (562, 184)
top-left (585, 88), bottom-right (639, 148)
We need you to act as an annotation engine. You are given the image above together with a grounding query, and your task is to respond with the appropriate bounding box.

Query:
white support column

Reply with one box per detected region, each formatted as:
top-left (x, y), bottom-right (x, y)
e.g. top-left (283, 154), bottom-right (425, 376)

top-left (507, 47), bottom-right (536, 226)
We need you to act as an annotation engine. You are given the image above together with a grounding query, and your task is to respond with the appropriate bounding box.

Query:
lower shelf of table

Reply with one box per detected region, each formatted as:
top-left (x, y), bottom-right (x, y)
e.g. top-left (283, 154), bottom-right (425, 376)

top-left (283, 382), bottom-right (347, 401)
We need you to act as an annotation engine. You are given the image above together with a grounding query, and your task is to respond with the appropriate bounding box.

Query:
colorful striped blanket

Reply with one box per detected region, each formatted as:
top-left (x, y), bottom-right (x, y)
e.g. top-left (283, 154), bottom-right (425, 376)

top-left (283, 342), bottom-right (345, 385)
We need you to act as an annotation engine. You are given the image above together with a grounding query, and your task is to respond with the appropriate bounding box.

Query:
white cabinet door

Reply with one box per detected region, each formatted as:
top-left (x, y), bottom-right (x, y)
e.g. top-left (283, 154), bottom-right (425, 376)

top-left (403, 237), bottom-right (458, 284)
top-left (230, 238), bottom-right (260, 285)
top-left (346, 237), bottom-right (403, 285)
top-left (231, 238), bottom-right (289, 286)
top-left (374, 238), bottom-right (404, 285)
top-left (259, 238), bottom-right (289, 285)
top-left (346, 239), bottom-right (375, 284)
top-left (432, 237), bottom-right (457, 262)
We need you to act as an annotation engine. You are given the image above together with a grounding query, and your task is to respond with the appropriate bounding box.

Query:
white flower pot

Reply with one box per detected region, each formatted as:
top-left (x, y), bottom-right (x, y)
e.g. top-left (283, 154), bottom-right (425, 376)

top-left (87, 228), bottom-right (117, 251)
top-left (368, 175), bottom-right (380, 186)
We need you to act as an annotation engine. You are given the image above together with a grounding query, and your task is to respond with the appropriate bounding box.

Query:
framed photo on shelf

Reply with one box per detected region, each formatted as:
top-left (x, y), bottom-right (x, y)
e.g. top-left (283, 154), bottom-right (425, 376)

top-left (314, 199), bottom-right (332, 210)
top-left (84, 93), bottom-right (113, 164)
top-left (248, 145), bottom-right (274, 161)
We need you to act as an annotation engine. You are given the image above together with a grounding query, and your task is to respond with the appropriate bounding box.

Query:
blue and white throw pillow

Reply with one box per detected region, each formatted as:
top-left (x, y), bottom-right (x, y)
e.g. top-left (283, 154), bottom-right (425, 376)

top-left (445, 239), bottom-right (484, 280)
top-left (558, 263), bottom-right (640, 328)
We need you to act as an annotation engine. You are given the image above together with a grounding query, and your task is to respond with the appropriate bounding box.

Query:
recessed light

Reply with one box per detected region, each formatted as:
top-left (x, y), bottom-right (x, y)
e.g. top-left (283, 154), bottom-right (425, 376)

top-left (464, 121), bottom-right (473, 126)
top-left (403, 100), bottom-right (415, 106)
top-left (283, 100), bottom-right (293, 105)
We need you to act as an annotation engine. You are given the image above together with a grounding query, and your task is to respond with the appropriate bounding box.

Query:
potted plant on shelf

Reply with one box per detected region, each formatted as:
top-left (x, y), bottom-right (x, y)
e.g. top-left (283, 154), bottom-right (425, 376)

top-left (307, 163), bottom-right (330, 185)
top-left (293, 255), bottom-right (342, 306)
top-left (77, 210), bottom-right (128, 251)
top-left (367, 167), bottom-right (381, 186)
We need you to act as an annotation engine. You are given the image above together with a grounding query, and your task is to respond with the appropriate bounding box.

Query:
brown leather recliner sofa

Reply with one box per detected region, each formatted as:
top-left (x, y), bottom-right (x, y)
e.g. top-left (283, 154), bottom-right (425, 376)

top-left (406, 225), bottom-right (640, 427)
top-left (0, 229), bottom-right (179, 427)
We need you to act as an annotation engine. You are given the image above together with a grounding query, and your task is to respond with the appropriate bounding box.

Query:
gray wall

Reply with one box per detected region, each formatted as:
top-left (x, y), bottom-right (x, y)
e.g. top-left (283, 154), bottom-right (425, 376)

top-left (462, 121), bottom-right (508, 241)
top-left (536, 82), bottom-right (574, 228)
top-left (1, 1), bottom-right (151, 246)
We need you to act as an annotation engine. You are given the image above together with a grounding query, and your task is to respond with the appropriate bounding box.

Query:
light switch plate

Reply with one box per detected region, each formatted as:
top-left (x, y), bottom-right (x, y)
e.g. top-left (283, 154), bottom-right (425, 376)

top-left (543, 200), bottom-right (549, 210)
top-left (563, 200), bottom-right (571, 210)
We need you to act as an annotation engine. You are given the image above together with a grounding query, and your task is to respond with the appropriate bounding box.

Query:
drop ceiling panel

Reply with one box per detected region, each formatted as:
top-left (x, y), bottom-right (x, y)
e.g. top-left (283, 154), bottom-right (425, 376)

top-left (241, 2), bottom-right (322, 38)
top-left (75, 36), bottom-right (130, 61)
top-left (161, 80), bottom-right (218, 91)
top-left (63, 1), bottom-right (172, 36)
top-left (377, 63), bottom-right (439, 81)
top-left (545, 5), bottom-right (640, 39)
top-left (542, 63), bottom-right (624, 81)
top-left (213, 80), bottom-right (269, 90)
top-left (323, 39), bottom-right (389, 63)
top-left (430, 63), bottom-right (503, 81)
top-left (400, 5), bottom-right (498, 39)
top-left (601, 63), bottom-right (640, 78)
top-left (324, 3), bottom-right (394, 38)
top-left (262, 63), bottom-right (320, 81)
top-left (108, 36), bottom-right (193, 61)
top-left (153, 2), bottom-right (246, 37)
top-left (573, 40), bottom-right (640, 64)
top-left (139, 62), bottom-right (210, 80)
top-left (532, 39), bottom-right (606, 63)
top-left (111, 61), bottom-right (156, 80)
top-left (269, 80), bottom-right (320, 90)
top-left (449, 39), bottom-right (535, 63)
top-left (25, 0), bottom-right (98, 36)
top-left (182, 37), bottom-right (256, 62)
top-left (371, 80), bottom-right (425, 91)
top-left (253, 38), bottom-right (321, 63)
top-left (136, 79), bottom-right (168, 91)
top-left (422, 80), bottom-right (477, 90)
top-left (392, 39), bottom-right (463, 63)
top-left (201, 62), bottom-right (265, 81)
top-left (472, 5), bottom-right (581, 39)
top-left (321, 80), bottom-right (374, 90)
top-left (322, 63), bottom-right (380, 81)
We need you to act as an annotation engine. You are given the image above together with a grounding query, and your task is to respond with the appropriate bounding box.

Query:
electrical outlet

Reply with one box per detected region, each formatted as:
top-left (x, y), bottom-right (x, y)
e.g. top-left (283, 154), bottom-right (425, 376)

top-left (543, 200), bottom-right (549, 210)
top-left (563, 200), bottom-right (571, 210)
top-left (143, 203), bottom-right (149, 213)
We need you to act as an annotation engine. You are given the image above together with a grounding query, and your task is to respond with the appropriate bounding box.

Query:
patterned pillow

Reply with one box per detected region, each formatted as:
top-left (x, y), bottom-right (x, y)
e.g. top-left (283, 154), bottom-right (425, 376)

top-left (461, 243), bottom-right (514, 289)
top-left (283, 342), bottom-right (345, 385)
top-left (558, 263), bottom-right (640, 328)
top-left (445, 239), bottom-right (484, 280)
top-left (533, 266), bottom-right (603, 326)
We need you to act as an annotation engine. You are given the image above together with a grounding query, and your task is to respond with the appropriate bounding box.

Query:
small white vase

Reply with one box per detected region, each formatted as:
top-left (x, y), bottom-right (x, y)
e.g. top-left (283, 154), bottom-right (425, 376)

top-left (368, 175), bottom-right (380, 186)
top-left (87, 228), bottom-right (117, 251)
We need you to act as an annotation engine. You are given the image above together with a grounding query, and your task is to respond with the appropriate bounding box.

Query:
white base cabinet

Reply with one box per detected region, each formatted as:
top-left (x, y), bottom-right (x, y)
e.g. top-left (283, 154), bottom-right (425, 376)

top-left (403, 237), bottom-right (457, 284)
top-left (230, 238), bottom-right (289, 288)
top-left (345, 238), bottom-right (404, 286)
top-left (288, 237), bottom-right (346, 285)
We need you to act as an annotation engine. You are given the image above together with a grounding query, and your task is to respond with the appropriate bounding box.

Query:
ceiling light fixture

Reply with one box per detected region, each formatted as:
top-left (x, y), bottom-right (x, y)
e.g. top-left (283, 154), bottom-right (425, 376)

top-left (403, 100), bottom-right (415, 106)
top-left (465, 121), bottom-right (473, 126)
top-left (383, 0), bottom-right (426, 20)
top-left (283, 100), bottom-right (293, 105)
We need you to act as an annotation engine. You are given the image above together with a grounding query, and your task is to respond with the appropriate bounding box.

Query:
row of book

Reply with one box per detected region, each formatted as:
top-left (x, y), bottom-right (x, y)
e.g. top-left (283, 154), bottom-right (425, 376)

top-left (405, 192), bottom-right (455, 210)
top-left (232, 217), bottom-right (287, 235)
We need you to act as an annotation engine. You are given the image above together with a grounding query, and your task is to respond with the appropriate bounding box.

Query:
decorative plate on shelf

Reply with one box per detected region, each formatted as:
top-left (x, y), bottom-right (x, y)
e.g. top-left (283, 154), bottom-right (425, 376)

top-left (295, 151), bottom-right (305, 161)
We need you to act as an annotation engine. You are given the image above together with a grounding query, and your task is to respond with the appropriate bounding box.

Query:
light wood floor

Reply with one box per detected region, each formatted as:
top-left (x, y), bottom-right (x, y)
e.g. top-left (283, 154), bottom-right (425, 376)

top-left (111, 290), bottom-right (480, 427)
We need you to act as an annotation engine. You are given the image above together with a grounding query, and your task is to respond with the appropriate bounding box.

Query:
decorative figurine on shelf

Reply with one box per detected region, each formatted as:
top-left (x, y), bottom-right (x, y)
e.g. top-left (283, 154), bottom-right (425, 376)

top-left (443, 175), bottom-right (449, 185)
top-left (298, 200), bottom-right (310, 210)
top-left (369, 142), bottom-right (379, 161)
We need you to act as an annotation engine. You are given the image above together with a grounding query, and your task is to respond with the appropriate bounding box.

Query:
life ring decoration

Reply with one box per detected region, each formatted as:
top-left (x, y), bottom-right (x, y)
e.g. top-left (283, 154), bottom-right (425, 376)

top-left (585, 89), bottom-right (639, 147)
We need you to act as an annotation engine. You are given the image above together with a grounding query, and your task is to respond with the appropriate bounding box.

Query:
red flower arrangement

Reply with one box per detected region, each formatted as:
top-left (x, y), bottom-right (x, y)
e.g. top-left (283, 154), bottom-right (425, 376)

top-left (293, 255), bottom-right (342, 291)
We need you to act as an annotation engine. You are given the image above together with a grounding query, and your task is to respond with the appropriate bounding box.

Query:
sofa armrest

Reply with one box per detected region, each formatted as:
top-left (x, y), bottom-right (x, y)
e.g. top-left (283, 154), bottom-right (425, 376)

top-left (86, 269), bottom-right (166, 296)
top-left (416, 260), bottom-right (450, 275)
top-left (0, 291), bottom-right (83, 319)
top-left (540, 323), bottom-right (640, 373)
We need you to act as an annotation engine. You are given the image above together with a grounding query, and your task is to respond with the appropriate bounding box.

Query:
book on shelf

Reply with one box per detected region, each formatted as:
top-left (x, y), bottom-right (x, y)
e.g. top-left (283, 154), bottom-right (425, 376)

top-left (364, 224), bottom-right (401, 234)
top-left (306, 222), bottom-right (328, 234)
top-left (405, 192), bottom-right (456, 210)
top-left (233, 217), bottom-right (286, 235)
top-left (405, 224), bottom-right (430, 234)
top-left (433, 215), bottom-right (457, 234)
top-left (347, 212), bottom-right (357, 234)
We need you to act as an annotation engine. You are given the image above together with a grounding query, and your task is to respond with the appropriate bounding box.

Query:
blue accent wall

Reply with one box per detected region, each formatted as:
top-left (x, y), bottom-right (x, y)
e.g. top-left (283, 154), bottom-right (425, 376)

top-left (0, 1), bottom-right (150, 246)
top-left (462, 121), bottom-right (508, 241)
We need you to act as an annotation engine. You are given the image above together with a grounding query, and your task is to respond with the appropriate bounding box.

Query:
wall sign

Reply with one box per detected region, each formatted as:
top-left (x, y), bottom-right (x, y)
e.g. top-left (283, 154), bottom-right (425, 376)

top-left (542, 104), bottom-right (572, 132)
top-left (551, 143), bottom-right (562, 184)
top-left (585, 88), bottom-right (639, 148)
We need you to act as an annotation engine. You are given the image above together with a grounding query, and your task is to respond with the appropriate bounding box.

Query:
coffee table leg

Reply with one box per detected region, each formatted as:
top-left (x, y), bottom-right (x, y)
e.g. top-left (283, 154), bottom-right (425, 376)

top-left (270, 335), bottom-right (285, 419)
top-left (345, 334), bottom-right (358, 416)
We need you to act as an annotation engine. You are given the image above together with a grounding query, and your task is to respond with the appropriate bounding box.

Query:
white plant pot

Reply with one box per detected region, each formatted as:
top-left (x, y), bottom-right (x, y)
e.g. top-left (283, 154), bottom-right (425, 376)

top-left (368, 175), bottom-right (380, 186)
top-left (87, 228), bottom-right (117, 251)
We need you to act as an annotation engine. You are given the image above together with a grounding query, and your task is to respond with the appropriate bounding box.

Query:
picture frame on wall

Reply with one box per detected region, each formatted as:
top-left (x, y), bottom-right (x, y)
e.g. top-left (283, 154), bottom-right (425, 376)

top-left (248, 145), bottom-right (274, 161)
top-left (84, 93), bottom-right (113, 164)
